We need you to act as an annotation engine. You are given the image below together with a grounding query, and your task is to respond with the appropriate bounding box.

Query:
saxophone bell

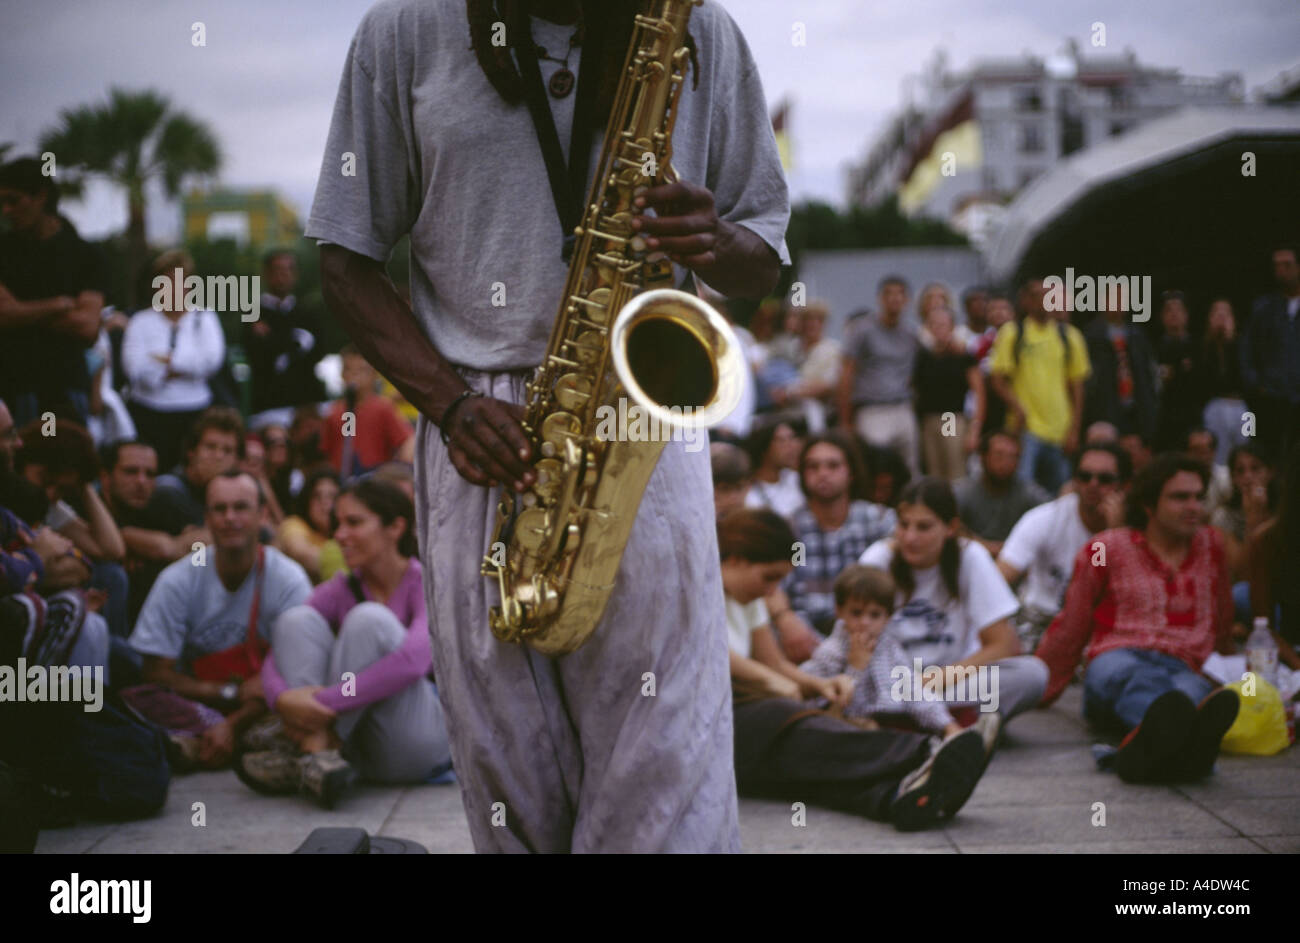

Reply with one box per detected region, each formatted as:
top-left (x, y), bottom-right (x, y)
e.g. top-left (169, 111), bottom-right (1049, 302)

top-left (610, 288), bottom-right (745, 434)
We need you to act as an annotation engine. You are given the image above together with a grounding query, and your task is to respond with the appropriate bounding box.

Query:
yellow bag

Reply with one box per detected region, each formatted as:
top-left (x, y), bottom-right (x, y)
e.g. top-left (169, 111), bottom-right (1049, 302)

top-left (1220, 677), bottom-right (1291, 756)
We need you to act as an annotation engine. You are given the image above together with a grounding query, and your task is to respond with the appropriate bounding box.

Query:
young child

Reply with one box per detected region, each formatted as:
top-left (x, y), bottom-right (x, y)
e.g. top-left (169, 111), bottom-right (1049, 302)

top-left (803, 564), bottom-right (964, 738)
top-left (721, 510), bottom-right (988, 831)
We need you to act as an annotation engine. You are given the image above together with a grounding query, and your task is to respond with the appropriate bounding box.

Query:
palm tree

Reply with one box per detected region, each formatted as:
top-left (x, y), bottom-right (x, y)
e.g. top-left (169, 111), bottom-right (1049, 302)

top-left (39, 88), bottom-right (221, 306)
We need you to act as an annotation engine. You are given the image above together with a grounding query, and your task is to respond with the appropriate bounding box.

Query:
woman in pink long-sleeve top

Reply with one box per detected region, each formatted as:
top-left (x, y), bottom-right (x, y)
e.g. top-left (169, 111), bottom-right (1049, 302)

top-left (237, 478), bottom-right (450, 807)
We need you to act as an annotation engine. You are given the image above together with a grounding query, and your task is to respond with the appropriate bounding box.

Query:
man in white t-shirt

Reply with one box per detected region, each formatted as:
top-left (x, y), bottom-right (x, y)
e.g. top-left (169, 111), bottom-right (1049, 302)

top-left (997, 443), bottom-right (1130, 651)
top-left (859, 534), bottom-right (1048, 724)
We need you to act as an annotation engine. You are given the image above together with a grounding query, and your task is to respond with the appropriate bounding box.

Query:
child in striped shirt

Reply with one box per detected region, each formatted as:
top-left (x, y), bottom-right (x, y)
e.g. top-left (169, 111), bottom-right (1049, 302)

top-left (803, 565), bottom-right (964, 737)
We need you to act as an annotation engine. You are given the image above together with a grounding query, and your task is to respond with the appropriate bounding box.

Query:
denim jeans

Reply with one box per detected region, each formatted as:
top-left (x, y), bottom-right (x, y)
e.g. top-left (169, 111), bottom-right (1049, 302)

top-left (89, 561), bottom-right (129, 641)
top-left (1017, 431), bottom-right (1071, 495)
top-left (1083, 647), bottom-right (1214, 734)
top-left (67, 612), bottom-right (111, 686)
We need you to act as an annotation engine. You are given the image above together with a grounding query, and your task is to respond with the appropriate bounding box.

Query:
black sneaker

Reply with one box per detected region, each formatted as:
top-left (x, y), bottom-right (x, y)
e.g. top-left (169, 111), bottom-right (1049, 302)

top-left (889, 729), bottom-right (985, 831)
top-left (1173, 688), bottom-right (1240, 781)
top-left (1114, 690), bottom-right (1195, 784)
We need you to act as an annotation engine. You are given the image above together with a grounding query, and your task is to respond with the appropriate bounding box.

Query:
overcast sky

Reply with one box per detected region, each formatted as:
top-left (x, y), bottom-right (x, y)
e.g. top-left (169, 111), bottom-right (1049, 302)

top-left (1, 0), bottom-right (1296, 241)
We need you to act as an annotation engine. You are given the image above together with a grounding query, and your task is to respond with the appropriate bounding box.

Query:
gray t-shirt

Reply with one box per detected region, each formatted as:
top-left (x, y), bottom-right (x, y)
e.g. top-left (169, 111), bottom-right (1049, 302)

top-left (305, 0), bottom-right (791, 371)
top-left (953, 471), bottom-right (1051, 543)
top-left (845, 314), bottom-right (919, 406)
top-left (129, 546), bottom-right (311, 673)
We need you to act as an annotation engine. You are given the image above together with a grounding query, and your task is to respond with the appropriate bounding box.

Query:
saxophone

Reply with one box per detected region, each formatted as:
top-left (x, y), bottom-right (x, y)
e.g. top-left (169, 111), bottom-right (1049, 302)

top-left (481, 0), bottom-right (745, 655)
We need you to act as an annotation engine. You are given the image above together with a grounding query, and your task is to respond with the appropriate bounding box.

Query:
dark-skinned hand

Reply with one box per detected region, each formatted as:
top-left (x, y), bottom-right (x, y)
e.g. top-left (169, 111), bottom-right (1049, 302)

top-left (630, 180), bottom-right (722, 270)
top-left (442, 182), bottom-right (720, 489)
top-left (443, 395), bottom-right (537, 491)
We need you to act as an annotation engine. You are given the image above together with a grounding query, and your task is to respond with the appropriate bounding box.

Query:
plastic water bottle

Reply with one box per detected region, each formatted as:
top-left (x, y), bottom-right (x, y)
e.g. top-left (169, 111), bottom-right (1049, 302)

top-left (1245, 617), bottom-right (1279, 689)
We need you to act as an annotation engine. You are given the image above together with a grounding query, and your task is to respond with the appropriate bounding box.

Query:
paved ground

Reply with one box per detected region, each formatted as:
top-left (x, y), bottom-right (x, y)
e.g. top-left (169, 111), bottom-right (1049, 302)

top-left (35, 686), bottom-right (1300, 854)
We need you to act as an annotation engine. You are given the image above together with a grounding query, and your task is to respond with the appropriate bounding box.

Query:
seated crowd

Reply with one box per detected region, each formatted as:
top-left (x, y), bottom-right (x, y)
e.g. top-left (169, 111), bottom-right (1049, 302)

top-left (1, 238), bottom-right (437, 838)
top-left (2, 228), bottom-right (1298, 843)
top-left (710, 247), bottom-right (1299, 827)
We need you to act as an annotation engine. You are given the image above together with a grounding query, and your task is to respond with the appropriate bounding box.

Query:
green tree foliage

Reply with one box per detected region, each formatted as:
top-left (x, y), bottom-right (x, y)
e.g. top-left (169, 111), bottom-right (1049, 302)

top-left (39, 88), bottom-right (221, 307)
top-left (761, 196), bottom-right (968, 310)
top-left (786, 196), bottom-right (967, 262)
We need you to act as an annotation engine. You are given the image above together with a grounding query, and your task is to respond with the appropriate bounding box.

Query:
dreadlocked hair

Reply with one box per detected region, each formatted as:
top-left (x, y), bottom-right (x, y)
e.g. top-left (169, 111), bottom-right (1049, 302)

top-left (466, 0), bottom-right (700, 127)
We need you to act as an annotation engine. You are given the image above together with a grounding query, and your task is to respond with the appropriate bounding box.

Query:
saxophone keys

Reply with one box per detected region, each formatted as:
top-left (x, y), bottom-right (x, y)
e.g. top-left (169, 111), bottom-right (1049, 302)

top-left (554, 372), bottom-right (592, 410)
top-left (571, 330), bottom-right (604, 365)
top-left (534, 577), bottom-right (561, 618)
top-left (498, 596), bottom-right (527, 635)
top-left (563, 521), bottom-right (581, 550)
top-left (541, 411), bottom-right (583, 454)
top-left (532, 458), bottom-right (565, 504)
top-left (584, 288), bottom-right (612, 323)
top-left (514, 507), bottom-right (550, 552)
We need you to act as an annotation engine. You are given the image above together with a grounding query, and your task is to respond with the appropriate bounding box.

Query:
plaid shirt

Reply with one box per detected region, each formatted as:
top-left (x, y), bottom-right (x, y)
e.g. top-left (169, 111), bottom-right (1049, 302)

top-left (784, 501), bottom-right (897, 633)
top-left (803, 621), bottom-right (953, 732)
top-left (1036, 526), bottom-right (1234, 705)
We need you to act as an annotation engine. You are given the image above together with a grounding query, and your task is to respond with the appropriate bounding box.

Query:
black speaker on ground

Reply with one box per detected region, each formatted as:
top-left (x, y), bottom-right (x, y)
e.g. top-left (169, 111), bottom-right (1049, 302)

top-left (292, 827), bottom-right (427, 854)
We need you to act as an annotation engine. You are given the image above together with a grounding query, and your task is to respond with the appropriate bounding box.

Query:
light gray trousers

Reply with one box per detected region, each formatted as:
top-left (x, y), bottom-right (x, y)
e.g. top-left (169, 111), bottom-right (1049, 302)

top-left (942, 654), bottom-right (1050, 720)
top-left (414, 365), bottom-right (741, 854)
top-left (271, 603), bottom-right (451, 784)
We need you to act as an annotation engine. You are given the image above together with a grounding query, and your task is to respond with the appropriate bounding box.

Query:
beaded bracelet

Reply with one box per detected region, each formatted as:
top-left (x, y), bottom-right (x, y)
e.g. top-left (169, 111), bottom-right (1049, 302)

top-left (438, 389), bottom-right (484, 444)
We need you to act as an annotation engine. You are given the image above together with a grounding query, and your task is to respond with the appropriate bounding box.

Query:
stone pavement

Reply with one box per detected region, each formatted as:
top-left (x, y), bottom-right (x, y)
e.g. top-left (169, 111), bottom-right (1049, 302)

top-left (34, 686), bottom-right (1300, 854)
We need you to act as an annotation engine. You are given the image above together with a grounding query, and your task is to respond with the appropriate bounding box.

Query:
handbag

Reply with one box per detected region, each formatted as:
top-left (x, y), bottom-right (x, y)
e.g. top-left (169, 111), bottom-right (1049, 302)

top-left (191, 546), bottom-right (267, 682)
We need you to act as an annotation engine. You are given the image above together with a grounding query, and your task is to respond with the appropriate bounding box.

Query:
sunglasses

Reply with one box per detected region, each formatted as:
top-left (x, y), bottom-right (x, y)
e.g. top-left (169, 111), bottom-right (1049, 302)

top-left (1075, 471), bottom-right (1118, 485)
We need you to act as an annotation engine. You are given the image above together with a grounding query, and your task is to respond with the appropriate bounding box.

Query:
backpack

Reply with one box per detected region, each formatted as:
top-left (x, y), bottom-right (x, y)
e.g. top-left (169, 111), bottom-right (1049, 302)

top-left (1011, 317), bottom-right (1075, 368)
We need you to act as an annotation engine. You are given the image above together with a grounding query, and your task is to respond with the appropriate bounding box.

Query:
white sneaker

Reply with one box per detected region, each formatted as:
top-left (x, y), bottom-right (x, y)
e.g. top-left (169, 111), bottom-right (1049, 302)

top-left (972, 712), bottom-right (1002, 760)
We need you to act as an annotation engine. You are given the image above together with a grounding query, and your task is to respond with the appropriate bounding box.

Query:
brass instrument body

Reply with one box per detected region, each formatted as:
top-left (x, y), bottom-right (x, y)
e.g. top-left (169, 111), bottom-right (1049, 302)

top-left (481, 0), bottom-right (743, 655)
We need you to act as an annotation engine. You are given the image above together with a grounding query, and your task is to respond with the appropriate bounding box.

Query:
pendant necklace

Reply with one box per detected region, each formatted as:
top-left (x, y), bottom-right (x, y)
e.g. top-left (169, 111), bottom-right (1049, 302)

top-left (534, 19), bottom-right (584, 99)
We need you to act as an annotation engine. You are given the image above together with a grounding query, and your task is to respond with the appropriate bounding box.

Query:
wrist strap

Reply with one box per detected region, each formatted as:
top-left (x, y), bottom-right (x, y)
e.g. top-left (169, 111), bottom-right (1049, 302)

top-left (439, 389), bottom-right (483, 444)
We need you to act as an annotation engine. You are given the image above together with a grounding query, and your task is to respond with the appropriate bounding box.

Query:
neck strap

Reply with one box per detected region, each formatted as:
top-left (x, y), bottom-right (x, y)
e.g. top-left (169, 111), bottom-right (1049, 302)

top-left (505, 0), bottom-right (606, 261)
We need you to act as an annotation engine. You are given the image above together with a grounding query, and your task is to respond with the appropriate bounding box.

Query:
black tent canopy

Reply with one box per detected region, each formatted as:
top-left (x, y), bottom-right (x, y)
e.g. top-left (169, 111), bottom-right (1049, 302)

top-left (986, 106), bottom-right (1300, 325)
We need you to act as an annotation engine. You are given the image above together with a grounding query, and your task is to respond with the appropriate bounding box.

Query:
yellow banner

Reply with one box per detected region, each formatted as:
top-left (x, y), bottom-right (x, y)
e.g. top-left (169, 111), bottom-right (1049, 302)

top-left (898, 120), bottom-right (981, 214)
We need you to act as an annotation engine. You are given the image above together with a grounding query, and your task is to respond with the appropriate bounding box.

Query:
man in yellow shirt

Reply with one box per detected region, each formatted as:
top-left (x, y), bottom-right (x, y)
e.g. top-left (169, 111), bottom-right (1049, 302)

top-left (990, 278), bottom-right (1091, 494)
